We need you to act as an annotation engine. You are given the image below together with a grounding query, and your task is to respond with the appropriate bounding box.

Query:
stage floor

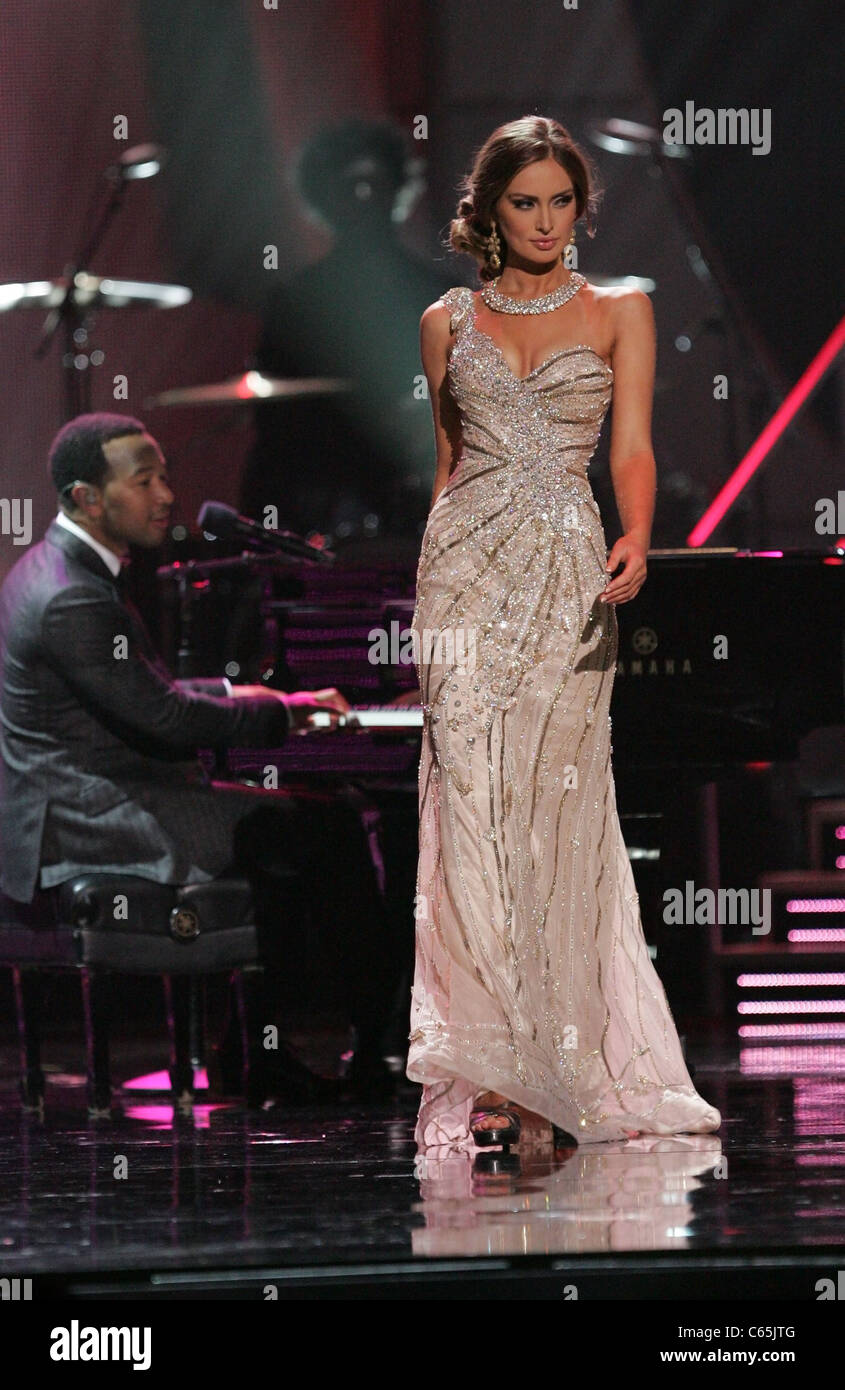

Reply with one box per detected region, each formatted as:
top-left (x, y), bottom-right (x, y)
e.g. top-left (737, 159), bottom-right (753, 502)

top-left (1, 1033), bottom-right (844, 1304)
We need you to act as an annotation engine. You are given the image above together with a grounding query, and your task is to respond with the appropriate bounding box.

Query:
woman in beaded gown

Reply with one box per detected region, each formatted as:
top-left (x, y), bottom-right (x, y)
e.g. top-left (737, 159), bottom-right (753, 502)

top-left (406, 117), bottom-right (721, 1151)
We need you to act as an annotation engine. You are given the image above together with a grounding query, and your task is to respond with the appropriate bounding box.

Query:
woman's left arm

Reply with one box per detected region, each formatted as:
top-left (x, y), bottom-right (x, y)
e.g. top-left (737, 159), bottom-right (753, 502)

top-left (601, 290), bottom-right (657, 605)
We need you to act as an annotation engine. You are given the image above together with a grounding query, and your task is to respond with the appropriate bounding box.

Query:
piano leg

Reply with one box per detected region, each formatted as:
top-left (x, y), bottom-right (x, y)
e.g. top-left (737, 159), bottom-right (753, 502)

top-left (697, 781), bottom-right (725, 1021)
top-left (232, 965), bottom-right (270, 1108)
top-left (620, 769), bottom-right (723, 1036)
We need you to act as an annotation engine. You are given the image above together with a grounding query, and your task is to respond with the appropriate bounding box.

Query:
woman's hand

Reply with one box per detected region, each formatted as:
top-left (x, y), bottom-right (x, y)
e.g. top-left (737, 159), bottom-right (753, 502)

top-left (600, 534), bottom-right (648, 605)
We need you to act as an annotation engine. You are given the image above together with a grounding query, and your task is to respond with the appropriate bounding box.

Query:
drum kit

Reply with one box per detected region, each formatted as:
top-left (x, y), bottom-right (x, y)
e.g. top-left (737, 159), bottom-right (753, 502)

top-left (0, 125), bottom-right (683, 690)
top-left (2, 269), bottom-right (656, 414)
top-left (0, 269), bottom-right (350, 416)
top-left (1, 133), bottom-right (660, 424)
top-left (3, 269), bottom-right (655, 410)
top-left (0, 148), bottom-right (655, 658)
top-left (9, 114), bottom-right (772, 438)
top-left (0, 139), bottom-right (351, 422)
top-left (0, 121), bottom-right (685, 598)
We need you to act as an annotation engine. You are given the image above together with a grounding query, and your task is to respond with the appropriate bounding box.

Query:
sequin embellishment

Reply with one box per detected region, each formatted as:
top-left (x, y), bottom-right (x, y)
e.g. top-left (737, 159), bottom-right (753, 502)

top-left (408, 286), bottom-right (722, 1151)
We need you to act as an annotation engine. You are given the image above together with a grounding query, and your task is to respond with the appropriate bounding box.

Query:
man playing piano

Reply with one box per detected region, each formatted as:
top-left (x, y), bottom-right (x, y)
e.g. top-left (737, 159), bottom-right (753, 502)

top-left (0, 413), bottom-right (392, 1100)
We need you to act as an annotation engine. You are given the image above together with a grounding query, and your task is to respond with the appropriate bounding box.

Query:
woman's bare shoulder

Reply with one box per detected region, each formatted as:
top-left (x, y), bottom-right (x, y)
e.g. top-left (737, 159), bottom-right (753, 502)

top-left (421, 296), bottom-right (451, 322)
top-left (590, 282), bottom-right (653, 319)
top-left (586, 283), bottom-right (654, 349)
top-left (420, 290), bottom-right (466, 341)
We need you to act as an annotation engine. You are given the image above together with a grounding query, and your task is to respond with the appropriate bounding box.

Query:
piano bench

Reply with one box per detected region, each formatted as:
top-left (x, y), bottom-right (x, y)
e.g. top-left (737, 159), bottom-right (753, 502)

top-left (0, 874), bottom-right (268, 1116)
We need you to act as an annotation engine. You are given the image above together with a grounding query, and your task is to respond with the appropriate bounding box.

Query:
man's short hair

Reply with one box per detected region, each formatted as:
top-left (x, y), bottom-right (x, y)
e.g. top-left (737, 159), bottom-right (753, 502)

top-left (49, 412), bottom-right (147, 505)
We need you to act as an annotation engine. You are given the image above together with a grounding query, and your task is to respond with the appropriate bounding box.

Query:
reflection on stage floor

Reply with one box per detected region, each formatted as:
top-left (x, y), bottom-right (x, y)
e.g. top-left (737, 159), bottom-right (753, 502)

top-left (1, 1031), bottom-right (844, 1299)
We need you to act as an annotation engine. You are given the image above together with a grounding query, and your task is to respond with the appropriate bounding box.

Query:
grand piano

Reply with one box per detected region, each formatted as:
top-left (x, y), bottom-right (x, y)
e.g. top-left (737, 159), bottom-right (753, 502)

top-left (188, 544), bottom-right (843, 1029)
top-left (199, 548), bottom-right (845, 782)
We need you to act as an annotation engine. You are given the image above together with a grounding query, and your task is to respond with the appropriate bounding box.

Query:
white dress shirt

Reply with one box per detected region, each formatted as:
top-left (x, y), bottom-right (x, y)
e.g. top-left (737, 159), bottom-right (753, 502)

top-left (54, 510), bottom-right (122, 578)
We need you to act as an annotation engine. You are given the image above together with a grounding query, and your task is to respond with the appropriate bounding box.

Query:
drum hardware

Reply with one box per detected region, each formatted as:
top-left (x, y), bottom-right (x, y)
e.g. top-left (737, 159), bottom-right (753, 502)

top-left (145, 371), bottom-right (350, 408)
top-left (158, 513), bottom-right (334, 679)
top-left (14, 143), bottom-right (187, 421)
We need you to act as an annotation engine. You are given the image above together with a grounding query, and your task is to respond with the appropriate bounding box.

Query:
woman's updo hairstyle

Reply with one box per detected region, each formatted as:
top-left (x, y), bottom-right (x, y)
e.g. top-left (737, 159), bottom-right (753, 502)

top-left (448, 115), bottom-right (601, 282)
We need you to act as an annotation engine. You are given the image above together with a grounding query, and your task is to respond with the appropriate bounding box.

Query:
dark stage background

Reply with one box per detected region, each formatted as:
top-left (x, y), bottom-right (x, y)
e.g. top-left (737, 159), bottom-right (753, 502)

top-left (0, 0), bottom-right (840, 587)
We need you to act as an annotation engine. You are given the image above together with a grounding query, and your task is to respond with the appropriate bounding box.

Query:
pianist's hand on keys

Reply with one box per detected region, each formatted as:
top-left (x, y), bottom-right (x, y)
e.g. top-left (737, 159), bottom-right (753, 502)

top-left (229, 685), bottom-right (350, 734)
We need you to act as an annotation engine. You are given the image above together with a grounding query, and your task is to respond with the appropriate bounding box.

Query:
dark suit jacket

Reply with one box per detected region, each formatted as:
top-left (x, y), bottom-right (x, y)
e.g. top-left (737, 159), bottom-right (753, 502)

top-left (0, 520), bottom-right (291, 901)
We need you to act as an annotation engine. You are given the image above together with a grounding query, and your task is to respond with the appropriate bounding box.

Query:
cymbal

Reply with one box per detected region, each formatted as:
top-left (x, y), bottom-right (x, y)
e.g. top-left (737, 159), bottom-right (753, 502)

top-left (588, 118), bottom-right (690, 160)
top-left (145, 371), bottom-right (351, 407)
top-left (0, 273), bottom-right (192, 312)
top-left (586, 273), bottom-right (656, 293)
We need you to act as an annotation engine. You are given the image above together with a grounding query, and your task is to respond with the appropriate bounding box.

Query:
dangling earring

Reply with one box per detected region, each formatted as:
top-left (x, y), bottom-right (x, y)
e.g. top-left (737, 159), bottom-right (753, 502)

top-left (486, 221), bottom-right (502, 273)
top-left (564, 223), bottom-right (577, 268)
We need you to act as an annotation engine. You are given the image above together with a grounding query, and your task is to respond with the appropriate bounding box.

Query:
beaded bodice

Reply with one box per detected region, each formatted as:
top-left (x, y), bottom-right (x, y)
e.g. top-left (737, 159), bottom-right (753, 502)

top-left (442, 285), bottom-right (613, 489)
top-left (414, 284), bottom-right (616, 715)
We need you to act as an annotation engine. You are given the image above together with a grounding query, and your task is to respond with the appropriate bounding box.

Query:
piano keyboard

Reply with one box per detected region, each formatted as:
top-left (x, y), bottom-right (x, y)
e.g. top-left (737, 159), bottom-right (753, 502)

top-left (204, 704), bottom-right (423, 781)
top-left (309, 703), bottom-right (423, 730)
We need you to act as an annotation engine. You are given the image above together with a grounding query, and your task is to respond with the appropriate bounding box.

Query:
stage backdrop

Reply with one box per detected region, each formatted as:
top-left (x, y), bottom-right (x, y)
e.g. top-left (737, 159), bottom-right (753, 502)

top-left (0, 0), bottom-right (839, 588)
top-left (0, 0), bottom-right (428, 583)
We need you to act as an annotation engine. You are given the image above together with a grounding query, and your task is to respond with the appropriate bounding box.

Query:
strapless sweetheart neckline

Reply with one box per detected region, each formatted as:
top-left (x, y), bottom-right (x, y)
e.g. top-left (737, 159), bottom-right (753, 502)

top-left (469, 315), bottom-right (614, 383)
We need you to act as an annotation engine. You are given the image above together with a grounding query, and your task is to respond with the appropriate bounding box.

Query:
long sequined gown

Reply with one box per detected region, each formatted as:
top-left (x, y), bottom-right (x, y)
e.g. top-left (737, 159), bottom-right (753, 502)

top-left (407, 285), bottom-right (721, 1150)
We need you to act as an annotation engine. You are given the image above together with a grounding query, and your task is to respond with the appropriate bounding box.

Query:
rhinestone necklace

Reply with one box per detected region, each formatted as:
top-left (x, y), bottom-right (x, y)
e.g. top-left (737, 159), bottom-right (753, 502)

top-left (481, 271), bottom-right (586, 314)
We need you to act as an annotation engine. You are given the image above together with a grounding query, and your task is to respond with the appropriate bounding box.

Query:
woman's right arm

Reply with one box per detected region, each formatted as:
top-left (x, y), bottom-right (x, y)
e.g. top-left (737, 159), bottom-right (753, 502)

top-left (420, 301), bottom-right (463, 512)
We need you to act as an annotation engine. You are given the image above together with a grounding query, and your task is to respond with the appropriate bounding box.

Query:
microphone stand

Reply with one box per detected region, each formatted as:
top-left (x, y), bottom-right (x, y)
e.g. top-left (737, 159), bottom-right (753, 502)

top-left (34, 166), bottom-right (130, 422)
top-left (157, 550), bottom-right (331, 679)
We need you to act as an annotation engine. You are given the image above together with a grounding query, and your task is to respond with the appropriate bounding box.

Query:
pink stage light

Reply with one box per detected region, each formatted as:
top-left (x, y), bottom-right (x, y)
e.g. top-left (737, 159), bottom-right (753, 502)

top-left (788, 927), bottom-right (845, 942)
top-left (123, 1068), bottom-right (209, 1090)
top-left (738, 972), bottom-right (845, 987)
top-left (123, 1104), bottom-right (216, 1127)
top-left (741, 1044), bottom-right (845, 1073)
top-left (785, 897), bottom-right (845, 913)
top-left (738, 999), bottom-right (845, 1014)
top-left (687, 316), bottom-right (845, 546)
top-left (835, 826), bottom-right (845, 840)
top-left (738, 1021), bottom-right (845, 1038)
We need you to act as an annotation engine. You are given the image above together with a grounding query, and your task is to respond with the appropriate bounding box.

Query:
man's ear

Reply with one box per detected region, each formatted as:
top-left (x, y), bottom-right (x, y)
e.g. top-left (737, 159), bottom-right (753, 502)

top-left (62, 482), bottom-right (99, 512)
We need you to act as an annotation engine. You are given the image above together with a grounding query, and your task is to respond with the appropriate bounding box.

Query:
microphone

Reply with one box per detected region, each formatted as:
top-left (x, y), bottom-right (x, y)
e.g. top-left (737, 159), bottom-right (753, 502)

top-left (197, 501), bottom-right (334, 564)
